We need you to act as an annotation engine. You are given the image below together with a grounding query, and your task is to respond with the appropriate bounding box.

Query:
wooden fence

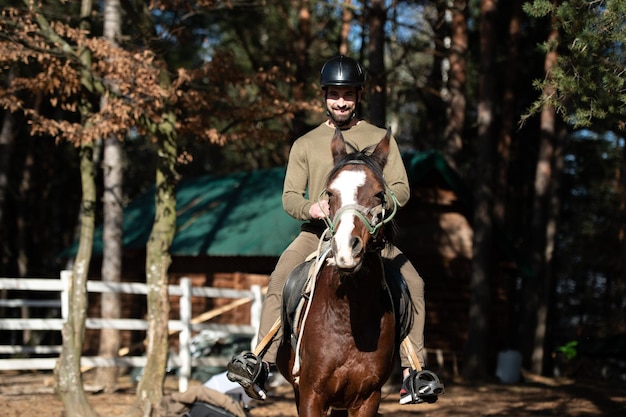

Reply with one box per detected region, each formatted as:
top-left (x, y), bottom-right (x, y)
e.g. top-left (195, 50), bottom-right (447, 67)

top-left (0, 271), bottom-right (263, 392)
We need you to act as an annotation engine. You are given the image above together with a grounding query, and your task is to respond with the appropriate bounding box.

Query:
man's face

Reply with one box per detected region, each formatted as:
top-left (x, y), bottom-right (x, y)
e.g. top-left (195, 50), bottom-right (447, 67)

top-left (325, 86), bottom-right (360, 126)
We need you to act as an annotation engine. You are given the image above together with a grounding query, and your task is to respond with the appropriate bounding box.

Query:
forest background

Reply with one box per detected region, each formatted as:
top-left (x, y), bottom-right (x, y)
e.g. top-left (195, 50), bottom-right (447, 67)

top-left (0, 1), bottom-right (625, 417)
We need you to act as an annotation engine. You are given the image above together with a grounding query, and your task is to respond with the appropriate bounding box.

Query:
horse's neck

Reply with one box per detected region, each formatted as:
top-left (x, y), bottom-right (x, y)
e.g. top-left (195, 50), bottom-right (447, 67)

top-left (327, 253), bottom-right (385, 299)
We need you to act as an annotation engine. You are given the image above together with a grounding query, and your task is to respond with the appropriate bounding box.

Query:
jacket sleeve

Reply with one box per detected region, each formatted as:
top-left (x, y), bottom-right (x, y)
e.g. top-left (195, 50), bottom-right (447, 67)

top-left (384, 136), bottom-right (411, 207)
top-left (282, 141), bottom-right (313, 221)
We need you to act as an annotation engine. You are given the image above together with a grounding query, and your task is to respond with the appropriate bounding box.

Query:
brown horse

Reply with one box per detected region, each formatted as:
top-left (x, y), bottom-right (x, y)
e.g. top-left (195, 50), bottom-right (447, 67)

top-left (276, 128), bottom-right (406, 417)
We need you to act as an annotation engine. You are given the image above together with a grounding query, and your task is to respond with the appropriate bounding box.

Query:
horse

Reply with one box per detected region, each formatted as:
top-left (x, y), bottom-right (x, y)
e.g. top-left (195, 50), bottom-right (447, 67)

top-left (275, 127), bottom-right (411, 417)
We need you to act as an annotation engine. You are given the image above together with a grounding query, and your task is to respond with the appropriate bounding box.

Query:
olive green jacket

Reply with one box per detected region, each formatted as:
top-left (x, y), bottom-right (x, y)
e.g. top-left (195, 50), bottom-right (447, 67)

top-left (282, 120), bottom-right (410, 222)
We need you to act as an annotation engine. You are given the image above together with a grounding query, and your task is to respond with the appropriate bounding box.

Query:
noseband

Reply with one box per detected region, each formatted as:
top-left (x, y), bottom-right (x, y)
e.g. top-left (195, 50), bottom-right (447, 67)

top-left (318, 161), bottom-right (399, 240)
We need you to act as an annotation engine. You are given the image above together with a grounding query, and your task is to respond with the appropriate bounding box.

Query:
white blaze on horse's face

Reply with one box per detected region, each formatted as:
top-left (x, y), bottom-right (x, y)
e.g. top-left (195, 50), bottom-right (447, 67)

top-left (329, 168), bottom-right (367, 271)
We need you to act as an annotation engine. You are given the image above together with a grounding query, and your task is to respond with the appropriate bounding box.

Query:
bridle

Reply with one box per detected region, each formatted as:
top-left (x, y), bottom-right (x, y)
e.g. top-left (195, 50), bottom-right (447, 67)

top-left (318, 162), bottom-right (399, 240)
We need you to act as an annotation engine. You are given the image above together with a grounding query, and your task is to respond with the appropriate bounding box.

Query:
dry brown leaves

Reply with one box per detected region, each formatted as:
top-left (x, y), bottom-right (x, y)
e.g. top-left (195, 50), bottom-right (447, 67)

top-left (0, 3), bottom-right (321, 150)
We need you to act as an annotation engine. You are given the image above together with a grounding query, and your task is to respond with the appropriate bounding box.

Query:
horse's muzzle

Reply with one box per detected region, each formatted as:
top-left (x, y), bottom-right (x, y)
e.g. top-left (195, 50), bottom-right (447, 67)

top-left (331, 235), bottom-right (364, 272)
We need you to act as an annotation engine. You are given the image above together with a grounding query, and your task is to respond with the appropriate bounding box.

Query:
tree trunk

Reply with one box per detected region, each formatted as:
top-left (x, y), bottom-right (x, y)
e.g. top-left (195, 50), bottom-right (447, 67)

top-left (95, 136), bottom-right (123, 392)
top-left (612, 142), bottom-right (626, 332)
top-left (290, 0), bottom-right (312, 141)
top-left (53, 1), bottom-right (99, 414)
top-left (54, 142), bottom-right (98, 417)
top-left (15, 111), bottom-right (35, 278)
top-left (493, 0), bottom-right (522, 226)
top-left (95, 0), bottom-right (124, 392)
top-left (421, 1), bottom-right (447, 149)
top-left (115, 59), bottom-right (177, 412)
top-left (542, 125), bottom-right (565, 375)
top-left (111, 5), bottom-right (178, 415)
top-left (0, 101), bottom-right (14, 313)
top-left (443, 0), bottom-right (468, 168)
top-left (0, 69), bottom-right (17, 273)
top-left (520, 17), bottom-right (560, 373)
top-left (492, 0), bottom-right (524, 349)
top-left (128, 110), bottom-right (177, 417)
top-left (368, 0), bottom-right (386, 128)
top-left (463, 0), bottom-right (498, 381)
top-left (339, 0), bottom-right (353, 56)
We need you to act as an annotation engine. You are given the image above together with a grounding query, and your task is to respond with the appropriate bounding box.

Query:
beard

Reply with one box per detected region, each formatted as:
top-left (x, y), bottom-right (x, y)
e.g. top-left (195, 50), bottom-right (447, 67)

top-left (328, 107), bottom-right (354, 126)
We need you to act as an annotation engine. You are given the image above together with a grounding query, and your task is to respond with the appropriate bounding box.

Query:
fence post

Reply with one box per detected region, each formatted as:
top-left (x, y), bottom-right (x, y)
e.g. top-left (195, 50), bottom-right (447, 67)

top-left (179, 277), bottom-right (191, 392)
top-left (60, 270), bottom-right (71, 322)
top-left (249, 285), bottom-right (262, 350)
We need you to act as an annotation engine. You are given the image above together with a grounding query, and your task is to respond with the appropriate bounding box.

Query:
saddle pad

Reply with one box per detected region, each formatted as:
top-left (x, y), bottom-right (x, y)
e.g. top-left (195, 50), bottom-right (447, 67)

top-left (282, 259), bottom-right (315, 334)
top-left (382, 258), bottom-right (415, 343)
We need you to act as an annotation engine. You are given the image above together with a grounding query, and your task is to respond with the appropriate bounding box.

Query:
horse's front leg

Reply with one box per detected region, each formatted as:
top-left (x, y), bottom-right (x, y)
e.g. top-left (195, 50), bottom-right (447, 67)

top-left (297, 390), bottom-right (328, 417)
top-left (346, 391), bottom-right (382, 417)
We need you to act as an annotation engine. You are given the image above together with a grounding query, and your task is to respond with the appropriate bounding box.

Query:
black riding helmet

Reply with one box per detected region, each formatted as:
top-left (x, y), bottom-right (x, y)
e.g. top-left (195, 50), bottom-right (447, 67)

top-left (320, 56), bottom-right (365, 126)
top-left (320, 55), bottom-right (366, 90)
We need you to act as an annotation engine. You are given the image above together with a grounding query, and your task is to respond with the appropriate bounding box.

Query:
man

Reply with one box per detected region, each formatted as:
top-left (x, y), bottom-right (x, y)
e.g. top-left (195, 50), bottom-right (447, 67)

top-left (227, 55), bottom-right (443, 405)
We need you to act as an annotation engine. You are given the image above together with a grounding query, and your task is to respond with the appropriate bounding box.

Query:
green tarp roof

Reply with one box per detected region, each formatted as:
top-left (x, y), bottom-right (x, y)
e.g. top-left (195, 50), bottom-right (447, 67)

top-left (65, 151), bottom-right (467, 258)
top-left (85, 167), bottom-right (301, 257)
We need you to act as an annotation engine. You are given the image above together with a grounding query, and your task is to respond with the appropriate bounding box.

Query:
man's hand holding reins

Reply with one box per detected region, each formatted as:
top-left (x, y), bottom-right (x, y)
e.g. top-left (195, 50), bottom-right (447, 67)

top-left (309, 200), bottom-right (329, 219)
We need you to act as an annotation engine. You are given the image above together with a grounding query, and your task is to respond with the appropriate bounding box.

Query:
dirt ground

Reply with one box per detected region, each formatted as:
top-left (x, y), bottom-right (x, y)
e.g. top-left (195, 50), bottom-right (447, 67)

top-left (1, 370), bottom-right (625, 417)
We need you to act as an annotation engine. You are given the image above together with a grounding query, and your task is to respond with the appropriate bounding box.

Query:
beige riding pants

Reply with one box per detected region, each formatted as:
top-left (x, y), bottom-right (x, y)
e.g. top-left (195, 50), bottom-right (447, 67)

top-left (256, 231), bottom-right (426, 369)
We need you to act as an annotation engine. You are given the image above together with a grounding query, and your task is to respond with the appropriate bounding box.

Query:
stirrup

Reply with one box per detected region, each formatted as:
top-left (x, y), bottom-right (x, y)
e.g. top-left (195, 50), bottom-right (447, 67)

top-left (226, 351), bottom-right (269, 400)
top-left (399, 369), bottom-right (444, 405)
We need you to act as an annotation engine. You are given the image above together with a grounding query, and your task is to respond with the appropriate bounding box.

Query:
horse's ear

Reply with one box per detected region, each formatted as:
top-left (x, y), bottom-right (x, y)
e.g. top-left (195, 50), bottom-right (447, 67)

top-left (331, 127), bottom-right (347, 164)
top-left (371, 127), bottom-right (391, 168)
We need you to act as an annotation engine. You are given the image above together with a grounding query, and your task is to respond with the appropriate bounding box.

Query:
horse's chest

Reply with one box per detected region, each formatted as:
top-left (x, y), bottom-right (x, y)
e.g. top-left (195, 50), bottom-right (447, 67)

top-left (304, 286), bottom-right (395, 358)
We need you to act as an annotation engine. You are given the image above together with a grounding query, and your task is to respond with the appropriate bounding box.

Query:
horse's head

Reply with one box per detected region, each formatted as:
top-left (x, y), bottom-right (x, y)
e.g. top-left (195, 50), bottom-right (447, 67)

top-left (322, 127), bottom-right (396, 273)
